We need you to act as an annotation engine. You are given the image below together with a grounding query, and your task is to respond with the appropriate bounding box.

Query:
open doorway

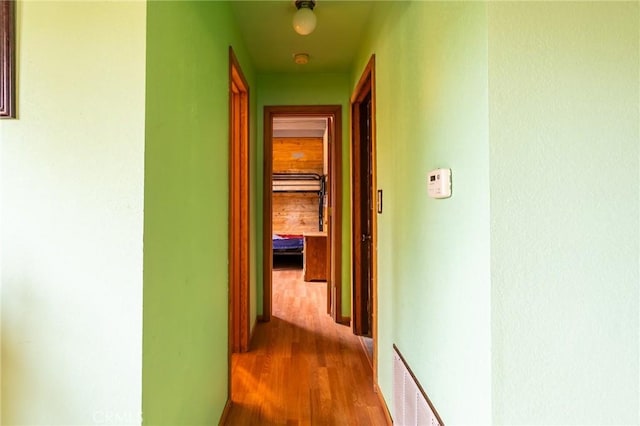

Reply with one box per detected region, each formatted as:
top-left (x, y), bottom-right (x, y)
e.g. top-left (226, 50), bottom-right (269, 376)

top-left (271, 116), bottom-right (326, 273)
top-left (262, 105), bottom-right (343, 323)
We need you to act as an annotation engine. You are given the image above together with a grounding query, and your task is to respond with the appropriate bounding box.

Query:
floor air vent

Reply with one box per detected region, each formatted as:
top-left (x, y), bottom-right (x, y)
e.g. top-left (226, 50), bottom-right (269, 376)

top-left (392, 344), bottom-right (443, 426)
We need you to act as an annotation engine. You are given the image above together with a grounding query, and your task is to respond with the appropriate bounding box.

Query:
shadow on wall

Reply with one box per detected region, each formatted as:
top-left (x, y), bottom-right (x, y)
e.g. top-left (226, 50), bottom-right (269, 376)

top-left (2, 284), bottom-right (65, 425)
top-left (3, 323), bottom-right (27, 424)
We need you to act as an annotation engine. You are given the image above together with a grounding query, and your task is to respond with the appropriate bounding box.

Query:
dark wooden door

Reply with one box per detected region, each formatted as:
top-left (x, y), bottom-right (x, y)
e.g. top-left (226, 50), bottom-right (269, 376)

top-left (353, 92), bottom-right (373, 336)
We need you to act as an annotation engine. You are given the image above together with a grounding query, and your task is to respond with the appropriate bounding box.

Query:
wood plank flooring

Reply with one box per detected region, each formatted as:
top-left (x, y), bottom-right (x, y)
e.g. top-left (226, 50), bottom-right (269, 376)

top-left (224, 268), bottom-right (389, 425)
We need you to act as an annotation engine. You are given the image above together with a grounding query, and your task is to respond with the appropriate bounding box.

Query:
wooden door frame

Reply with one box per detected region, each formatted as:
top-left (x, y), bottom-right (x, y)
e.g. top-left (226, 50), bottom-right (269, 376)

top-left (262, 105), bottom-right (343, 323)
top-left (351, 55), bottom-right (377, 372)
top-left (228, 47), bottom-right (250, 356)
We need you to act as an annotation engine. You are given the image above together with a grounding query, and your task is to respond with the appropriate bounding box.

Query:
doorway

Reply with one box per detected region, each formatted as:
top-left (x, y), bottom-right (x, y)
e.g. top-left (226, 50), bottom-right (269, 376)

top-left (351, 56), bottom-right (377, 370)
top-left (228, 47), bottom-right (250, 354)
top-left (263, 105), bottom-right (343, 323)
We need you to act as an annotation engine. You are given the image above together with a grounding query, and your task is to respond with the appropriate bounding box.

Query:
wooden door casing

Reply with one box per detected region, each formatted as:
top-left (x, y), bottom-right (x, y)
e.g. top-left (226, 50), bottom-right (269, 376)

top-left (229, 47), bottom-right (250, 353)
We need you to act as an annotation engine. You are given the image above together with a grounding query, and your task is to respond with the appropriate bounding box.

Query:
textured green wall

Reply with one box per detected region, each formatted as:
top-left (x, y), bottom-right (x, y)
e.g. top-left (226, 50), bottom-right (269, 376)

top-left (1, 1), bottom-right (146, 424)
top-left (353, 1), bottom-right (640, 423)
top-left (352, 2), bottom-right (491, 423)
top-left (256, 73), bottom-right (351, 318)
top-left (489, 2), bottom-right (639, 423)
top-left (143, 1), bottom-right (254, 424)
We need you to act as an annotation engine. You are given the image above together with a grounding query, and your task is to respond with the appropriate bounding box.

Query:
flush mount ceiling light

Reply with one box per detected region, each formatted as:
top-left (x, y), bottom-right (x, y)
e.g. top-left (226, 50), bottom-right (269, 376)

top-left (293, 53), bottom-right (310, 65)
top-left (292, 0), bottom-right (317, 36)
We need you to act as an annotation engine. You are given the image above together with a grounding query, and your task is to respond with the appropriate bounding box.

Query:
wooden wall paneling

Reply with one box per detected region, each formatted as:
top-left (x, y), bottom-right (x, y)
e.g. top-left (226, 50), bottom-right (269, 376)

top-left (272, 192), bottom-right (318, 234)
top-left (273, 137), bottom-right (324, 174)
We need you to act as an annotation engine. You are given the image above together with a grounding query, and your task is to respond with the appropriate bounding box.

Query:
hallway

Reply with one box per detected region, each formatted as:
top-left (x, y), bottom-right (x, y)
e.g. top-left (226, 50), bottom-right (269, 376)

top-left (225, 268), bottom-right (388, 425)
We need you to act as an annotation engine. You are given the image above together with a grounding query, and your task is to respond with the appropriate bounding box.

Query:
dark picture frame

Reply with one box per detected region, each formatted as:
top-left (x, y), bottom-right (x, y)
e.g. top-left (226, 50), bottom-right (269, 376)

top-left (0, 0), bottom-right (15, 118)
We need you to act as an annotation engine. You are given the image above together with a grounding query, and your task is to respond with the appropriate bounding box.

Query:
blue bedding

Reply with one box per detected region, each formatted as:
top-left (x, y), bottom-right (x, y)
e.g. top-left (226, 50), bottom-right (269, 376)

top-left (273, 234), bottom-right (303, 252)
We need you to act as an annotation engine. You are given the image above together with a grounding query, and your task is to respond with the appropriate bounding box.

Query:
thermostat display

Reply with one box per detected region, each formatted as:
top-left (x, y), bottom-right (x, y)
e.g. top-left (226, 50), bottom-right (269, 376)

top-left (428, 168), bottom-right (451, 199)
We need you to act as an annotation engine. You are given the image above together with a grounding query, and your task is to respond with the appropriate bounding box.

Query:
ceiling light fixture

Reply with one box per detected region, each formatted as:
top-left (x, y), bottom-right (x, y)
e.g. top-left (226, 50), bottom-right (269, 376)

top-left (293, 53), bottom-right (310, 65)
top-left (292, 0), bottom-right (317, 36)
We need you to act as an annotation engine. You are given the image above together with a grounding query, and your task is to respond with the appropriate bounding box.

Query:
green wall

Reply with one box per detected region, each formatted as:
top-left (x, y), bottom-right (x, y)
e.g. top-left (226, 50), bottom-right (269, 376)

top-left (143, 1), bottom-right (255, 424)
top-left (256, 72), bottom-right (351, 318)
top-left (489, 2), bottom-right (639, 423)
top-left (352, 2), bottom-right (492, 423)
top-left (353, 1), bottom-right (640, 424)
top-left (1, 1), bottom-right (146, 424)
top-left (2, 1), bottom-right (638, 425)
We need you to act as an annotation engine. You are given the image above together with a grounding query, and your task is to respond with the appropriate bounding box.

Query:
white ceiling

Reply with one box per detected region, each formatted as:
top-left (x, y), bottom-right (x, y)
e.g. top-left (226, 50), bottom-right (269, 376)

top-left (229, 1), bottom-right (374, 73)
top-left (273, 117), bottom-right (327, 137)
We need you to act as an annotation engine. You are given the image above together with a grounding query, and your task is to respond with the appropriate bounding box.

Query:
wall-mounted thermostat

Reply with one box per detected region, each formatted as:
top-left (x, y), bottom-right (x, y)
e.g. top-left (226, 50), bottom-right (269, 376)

top-left (428, 168), bottom-right (451, 199)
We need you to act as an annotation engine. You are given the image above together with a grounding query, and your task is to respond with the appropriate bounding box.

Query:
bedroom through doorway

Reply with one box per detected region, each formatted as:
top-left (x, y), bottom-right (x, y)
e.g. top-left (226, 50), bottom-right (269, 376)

top-left (262, 105), bottom-right (343, 324)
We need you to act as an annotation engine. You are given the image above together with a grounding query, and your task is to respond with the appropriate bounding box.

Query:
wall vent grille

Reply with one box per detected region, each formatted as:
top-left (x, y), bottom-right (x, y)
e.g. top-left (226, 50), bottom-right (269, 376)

top-left (392, 344), bottom-right (443, 426)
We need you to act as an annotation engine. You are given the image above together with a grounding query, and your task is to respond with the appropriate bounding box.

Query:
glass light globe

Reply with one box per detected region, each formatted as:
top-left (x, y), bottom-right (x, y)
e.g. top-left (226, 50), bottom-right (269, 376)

top-left (292, 7), bottom-right (316, 35)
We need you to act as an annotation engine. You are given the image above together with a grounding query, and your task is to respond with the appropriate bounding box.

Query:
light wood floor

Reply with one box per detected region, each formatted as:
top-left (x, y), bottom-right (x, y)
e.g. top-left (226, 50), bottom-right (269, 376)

top-left (224, 268), bottom-right (389, 425)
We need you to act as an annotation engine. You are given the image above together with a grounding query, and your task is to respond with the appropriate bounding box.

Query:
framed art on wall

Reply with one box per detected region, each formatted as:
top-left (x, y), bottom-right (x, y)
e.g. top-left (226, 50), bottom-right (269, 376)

top-left (1, 0), bottom-right (15, 118)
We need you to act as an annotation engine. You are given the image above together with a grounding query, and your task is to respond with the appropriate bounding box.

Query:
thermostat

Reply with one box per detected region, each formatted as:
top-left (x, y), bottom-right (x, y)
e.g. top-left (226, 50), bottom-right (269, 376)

top-left (427, 168), bottom-right (451, 199)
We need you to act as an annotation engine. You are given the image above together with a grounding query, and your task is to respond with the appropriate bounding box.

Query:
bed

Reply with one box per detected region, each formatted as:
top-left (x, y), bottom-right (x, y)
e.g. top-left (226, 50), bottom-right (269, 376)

top-left (272, 173), bottom-right (326, 232)
top-left (272, 234), bottom-right (304, 255)
top-left (271, 173), bottom-right (325, 267)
